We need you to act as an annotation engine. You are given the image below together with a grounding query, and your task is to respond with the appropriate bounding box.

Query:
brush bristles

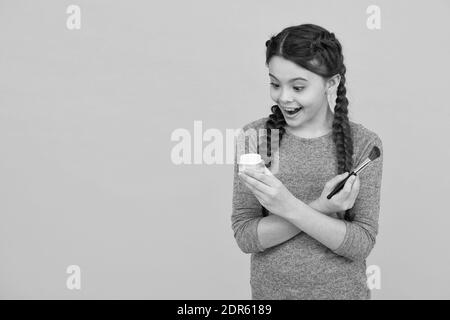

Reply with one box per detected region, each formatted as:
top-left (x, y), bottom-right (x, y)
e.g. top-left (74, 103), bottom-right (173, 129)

top-left (368, 146), bottom-right (381, 161)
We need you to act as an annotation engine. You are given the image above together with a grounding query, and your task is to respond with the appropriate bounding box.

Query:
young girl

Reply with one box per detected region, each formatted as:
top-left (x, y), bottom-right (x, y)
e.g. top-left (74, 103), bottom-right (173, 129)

top-left (231, 23), bottom-right (383, 300)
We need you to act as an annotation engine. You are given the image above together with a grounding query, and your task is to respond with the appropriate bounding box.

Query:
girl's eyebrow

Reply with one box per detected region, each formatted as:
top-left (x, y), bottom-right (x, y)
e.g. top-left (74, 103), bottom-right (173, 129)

top-left (269, 73), bottom-right (308, 82)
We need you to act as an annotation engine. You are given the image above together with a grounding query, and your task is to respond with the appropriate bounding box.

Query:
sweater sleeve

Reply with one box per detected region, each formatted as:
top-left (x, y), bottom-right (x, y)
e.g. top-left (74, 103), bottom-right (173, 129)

top-left (332, 135), bottom-right (384, 262)
top-left (230, 127), bottom-right (266, 254)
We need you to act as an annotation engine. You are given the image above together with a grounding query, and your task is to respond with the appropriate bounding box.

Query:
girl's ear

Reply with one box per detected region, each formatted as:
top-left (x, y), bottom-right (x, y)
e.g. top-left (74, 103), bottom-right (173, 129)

top-left (327, 73), bottom-right (341, 92)
top-left (326, 74), bottom-right (340, 109)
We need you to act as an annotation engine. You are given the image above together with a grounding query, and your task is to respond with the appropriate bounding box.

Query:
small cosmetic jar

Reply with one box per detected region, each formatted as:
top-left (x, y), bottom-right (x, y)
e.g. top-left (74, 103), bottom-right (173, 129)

top-left (238, 153), bottom-right (266, 173)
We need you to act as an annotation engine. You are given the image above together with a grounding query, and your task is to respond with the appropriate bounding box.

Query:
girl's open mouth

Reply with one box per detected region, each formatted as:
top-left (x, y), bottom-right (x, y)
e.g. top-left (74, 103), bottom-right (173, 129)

top-left (284, 106), bottom-right (303, 116)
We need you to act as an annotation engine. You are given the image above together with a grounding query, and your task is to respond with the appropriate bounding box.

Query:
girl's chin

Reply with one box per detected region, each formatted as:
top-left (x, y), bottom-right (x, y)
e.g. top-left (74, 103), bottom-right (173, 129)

top-left (285, 118), bottom-right (303, 125)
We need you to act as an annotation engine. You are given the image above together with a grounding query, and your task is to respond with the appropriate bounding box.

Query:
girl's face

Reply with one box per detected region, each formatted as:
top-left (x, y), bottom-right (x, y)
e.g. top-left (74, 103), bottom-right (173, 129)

top-left (268, 56), bottom-right (334, 129)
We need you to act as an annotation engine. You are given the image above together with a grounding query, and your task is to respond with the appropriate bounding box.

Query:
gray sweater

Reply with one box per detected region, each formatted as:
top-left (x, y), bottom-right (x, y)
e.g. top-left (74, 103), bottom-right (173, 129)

top-left (231, 117), bottom-right (383, 300)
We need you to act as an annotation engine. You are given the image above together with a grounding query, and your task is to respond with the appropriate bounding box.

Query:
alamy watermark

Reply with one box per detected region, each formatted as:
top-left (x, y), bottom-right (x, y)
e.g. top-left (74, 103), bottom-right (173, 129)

top-left (66, 5), bottom-right (81, 30)
top-left (170, 120), bottom-right (281, 174)
top-left (66, 265), bottom-right (81, 290)
top-left (366, 5), bottom-right (381, 30)
top-left (367, 264), bottom-right (381, 290)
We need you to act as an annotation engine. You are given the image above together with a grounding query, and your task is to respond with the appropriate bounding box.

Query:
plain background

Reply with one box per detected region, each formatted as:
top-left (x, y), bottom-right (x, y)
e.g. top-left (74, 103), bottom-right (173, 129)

top-left (1, 0), bottom-right (449, 299)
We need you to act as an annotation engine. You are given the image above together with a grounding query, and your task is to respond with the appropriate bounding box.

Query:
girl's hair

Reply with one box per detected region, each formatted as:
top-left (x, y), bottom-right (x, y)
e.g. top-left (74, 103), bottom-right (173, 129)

top-left (261, 23), bottom-right (355, 221)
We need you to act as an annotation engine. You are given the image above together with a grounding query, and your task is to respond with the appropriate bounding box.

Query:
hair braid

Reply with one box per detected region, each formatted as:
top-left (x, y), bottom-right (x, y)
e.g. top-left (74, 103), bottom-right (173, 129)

top-left (260, 105), bottom-right (286, 217)
top-left (332, 68), bottom-right (355, 221)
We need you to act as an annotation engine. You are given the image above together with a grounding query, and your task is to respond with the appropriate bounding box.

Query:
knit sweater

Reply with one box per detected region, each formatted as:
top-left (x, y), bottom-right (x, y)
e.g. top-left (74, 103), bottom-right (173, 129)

top-left (231, 117), bottom-right (383, 300)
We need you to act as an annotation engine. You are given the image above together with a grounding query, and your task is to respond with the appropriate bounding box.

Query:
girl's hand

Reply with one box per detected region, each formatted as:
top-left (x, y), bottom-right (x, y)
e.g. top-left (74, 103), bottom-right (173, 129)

top-left (238, 167), bottom-right (298, 217)
top-left (316, 172), bottom-right (360, 214)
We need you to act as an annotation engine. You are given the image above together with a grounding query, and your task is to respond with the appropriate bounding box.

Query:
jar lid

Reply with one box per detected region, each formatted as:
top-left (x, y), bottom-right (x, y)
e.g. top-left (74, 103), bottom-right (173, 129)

top-left (239, 153), bottom-right (262, 165)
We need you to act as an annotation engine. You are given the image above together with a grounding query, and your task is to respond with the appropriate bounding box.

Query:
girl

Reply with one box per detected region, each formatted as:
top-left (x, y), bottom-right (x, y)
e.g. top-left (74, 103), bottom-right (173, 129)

top-left (231, 23), bottom-right (383, 300)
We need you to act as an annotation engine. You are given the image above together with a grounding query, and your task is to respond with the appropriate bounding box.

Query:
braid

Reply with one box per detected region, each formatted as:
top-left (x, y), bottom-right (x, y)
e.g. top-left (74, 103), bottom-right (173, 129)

top-left (260, 105), bottom-right (286, 217)
top-left (262, 24), bottom-right (357, 222)
top-left (332, 68), bottom-right (355, 221)
top-left (265, 105), bottom-right (286, 162)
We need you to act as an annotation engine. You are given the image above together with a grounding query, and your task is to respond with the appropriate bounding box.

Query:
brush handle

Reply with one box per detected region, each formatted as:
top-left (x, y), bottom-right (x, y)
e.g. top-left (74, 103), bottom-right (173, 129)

top-left (326, 172), bottom-right (356, 199)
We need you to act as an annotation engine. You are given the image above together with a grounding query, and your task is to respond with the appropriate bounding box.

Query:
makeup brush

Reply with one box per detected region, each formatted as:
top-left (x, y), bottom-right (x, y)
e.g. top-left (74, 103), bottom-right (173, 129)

top-left (326, 146), bottom-right (381, 199)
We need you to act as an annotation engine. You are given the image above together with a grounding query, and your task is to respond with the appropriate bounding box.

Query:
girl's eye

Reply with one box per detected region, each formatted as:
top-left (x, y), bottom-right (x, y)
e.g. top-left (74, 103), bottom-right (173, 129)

top-left (270, 83), bottom-right (304, 92)
top-left (269, 83), bottom-right (280, 88)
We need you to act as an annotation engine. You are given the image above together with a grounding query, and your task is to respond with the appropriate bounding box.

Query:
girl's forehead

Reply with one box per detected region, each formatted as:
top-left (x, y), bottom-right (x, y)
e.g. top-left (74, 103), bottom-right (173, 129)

top-left (268, 56), bottom-right (320, 83)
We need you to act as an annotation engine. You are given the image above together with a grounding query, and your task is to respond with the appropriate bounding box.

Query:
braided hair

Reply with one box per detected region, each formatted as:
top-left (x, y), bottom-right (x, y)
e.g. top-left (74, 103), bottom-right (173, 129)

top-left (261, 24), bottom-right (355, 221)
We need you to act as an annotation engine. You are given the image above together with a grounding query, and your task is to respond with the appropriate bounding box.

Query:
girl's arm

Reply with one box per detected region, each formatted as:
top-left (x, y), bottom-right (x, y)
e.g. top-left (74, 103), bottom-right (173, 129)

top-left (278, 136), bottom-right (384, 261)
top-left (231, 126), bottom-right (317, 253)
top-left (231, 126), bottom-right (339, 253)
top-left (280, 201), bottom-right (347, 252)
top-left (256, 199), bottom-right (328, 250)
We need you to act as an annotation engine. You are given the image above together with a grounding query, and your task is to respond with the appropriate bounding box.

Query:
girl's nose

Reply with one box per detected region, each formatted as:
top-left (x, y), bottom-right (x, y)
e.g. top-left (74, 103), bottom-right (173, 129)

top-left (279, 88), bottom-right (293, 104)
